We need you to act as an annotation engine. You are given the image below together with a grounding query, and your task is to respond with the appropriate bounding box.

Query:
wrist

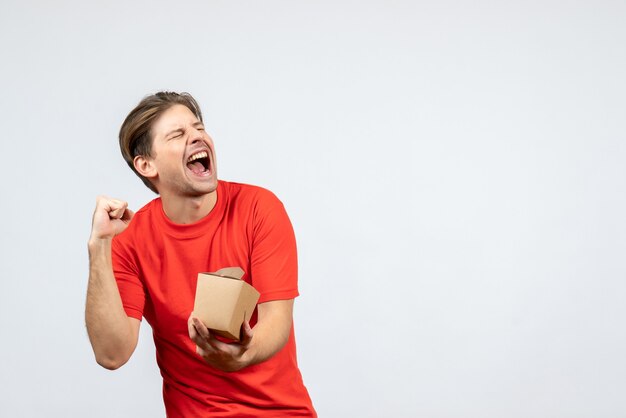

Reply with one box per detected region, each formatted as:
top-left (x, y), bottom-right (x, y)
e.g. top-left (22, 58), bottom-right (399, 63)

top-left (88, 236), bottom-right (112, 252)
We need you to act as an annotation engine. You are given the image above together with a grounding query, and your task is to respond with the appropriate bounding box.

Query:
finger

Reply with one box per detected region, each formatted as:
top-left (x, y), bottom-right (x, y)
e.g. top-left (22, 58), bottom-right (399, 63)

top-left (108, 203), bottom-right (128, 219)
top-left (188, 318), bottom-right (214, 353)
top-left (95, 195), bottom-right (110, 206)
top-left (240, 320), bottom-right (253, 346)
top-left (96, 196), bottom-right (120, 211)
top-left (188, 315), bottom-right (198, 339)
top-left (191, 318), bottom-right (227, 351)
top-left (191, 318), bottom-right (233, 352)
top-left (196, 344), bottom-right (208, 357)
top-left (121, 208), bottom-right (135, 222)
top-left (93, 196), bottom-right (113, 219)
top-left (206, 334), bottom-right (231, 352)
top-left (192, 317), bottom-right (211, 340)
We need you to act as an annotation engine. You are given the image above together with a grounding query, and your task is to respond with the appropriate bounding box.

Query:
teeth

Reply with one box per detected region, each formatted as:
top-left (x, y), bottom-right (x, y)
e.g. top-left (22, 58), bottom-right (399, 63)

top-left (187, 151), bottom-right (208, 163)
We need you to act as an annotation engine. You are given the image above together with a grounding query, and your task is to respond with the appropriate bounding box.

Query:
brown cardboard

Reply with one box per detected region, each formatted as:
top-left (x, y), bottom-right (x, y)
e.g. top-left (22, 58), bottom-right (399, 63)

top-left (193, 267), bottom-right (260, 340)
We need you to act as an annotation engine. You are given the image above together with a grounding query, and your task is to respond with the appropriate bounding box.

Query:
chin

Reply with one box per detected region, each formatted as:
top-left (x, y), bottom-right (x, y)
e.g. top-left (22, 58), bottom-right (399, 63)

top-left (190, 179), bottom-right (218, 196)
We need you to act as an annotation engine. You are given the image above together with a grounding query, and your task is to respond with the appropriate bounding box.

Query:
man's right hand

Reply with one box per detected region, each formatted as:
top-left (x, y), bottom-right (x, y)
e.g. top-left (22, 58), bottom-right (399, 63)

top-left (86, 195), bottom-right (140, 370)
top-left (89, 196), bottom-right (134, 243)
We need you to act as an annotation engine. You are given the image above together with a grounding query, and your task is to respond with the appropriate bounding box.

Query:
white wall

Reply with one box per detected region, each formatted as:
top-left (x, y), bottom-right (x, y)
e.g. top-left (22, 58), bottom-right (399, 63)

top-left (1, 1), bottom-right (625, 416)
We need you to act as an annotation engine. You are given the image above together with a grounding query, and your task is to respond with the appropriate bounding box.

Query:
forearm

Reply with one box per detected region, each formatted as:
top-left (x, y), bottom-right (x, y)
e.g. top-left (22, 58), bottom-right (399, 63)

top-left (85, 238), bottom-right (138, 369)
top-left (244, 300), bottom-right (293, 367)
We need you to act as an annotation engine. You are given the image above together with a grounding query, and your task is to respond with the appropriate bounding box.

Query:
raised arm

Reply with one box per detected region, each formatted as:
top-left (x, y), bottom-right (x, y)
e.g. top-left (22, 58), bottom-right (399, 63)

top-left (85, 196), bottom-right (140, 370)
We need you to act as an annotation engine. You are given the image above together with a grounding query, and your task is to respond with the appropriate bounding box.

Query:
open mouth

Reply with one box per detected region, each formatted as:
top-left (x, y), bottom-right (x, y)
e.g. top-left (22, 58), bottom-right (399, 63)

top-left (186, 150), bottom-right (211, 175)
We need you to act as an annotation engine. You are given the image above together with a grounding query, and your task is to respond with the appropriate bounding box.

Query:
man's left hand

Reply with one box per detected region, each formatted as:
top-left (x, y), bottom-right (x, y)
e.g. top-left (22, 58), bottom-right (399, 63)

top-left (188, 315), bottom-right (254, 372)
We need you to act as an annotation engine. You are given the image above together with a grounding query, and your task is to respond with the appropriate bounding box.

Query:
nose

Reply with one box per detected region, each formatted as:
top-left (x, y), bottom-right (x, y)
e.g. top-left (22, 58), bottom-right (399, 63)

top-left (189, 127), bottom-right (204, 145)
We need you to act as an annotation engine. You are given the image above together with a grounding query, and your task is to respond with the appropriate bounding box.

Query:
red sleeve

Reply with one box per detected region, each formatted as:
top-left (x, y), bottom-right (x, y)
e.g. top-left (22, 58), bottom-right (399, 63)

top-left (249, 190), bottom-right (299, 303)
top-left (111, 235), bottom-right (145, 320)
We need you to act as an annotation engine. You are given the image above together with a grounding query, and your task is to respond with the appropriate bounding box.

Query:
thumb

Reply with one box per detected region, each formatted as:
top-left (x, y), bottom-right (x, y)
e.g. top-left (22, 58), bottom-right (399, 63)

top-left (240, 319), bottom-right (253, 345)
top-left (108, 206), bottom-right (127, 219)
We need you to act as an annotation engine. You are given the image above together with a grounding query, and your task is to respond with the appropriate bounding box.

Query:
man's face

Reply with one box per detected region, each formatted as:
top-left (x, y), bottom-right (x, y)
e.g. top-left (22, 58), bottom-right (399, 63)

top-left (146, 104), bottom-right (218, 197)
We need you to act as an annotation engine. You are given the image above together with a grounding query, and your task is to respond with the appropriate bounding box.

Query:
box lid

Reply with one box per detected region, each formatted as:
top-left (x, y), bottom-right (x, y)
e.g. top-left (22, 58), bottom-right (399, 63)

top-left (208, 267), bottom-right (244, 280)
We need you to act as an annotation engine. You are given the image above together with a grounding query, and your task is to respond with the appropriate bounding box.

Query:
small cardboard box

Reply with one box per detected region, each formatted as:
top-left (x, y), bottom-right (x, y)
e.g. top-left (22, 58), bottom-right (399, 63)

top-left (193, 267), bottom-right (260, 340)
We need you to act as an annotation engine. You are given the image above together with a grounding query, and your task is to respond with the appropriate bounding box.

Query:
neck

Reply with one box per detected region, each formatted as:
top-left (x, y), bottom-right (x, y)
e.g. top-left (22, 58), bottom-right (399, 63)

top-left (160, 190), bottom-right (218, 224)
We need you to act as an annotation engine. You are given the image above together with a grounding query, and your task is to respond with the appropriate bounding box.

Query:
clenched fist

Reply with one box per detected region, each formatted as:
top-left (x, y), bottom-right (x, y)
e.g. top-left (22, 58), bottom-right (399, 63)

top-left (89, 196), bottom-right (134, 243)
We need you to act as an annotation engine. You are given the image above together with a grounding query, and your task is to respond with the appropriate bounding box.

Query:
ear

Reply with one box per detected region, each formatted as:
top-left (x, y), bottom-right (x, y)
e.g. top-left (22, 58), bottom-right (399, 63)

top-left (133, 155), bottom-right (157, 180)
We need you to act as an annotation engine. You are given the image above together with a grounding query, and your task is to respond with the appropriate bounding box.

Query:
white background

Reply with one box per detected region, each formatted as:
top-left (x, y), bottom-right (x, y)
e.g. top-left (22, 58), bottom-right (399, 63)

top-left (1, 1), bottom-right (625, 417)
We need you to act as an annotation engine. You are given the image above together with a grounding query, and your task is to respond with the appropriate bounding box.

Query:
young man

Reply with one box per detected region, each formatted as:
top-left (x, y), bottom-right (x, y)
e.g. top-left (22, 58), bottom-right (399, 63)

top-left (86, 92), bottom-right (316, 417)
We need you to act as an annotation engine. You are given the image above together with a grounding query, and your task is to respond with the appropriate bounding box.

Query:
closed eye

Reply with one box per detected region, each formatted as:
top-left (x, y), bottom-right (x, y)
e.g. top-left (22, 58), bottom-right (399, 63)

top-left (167, 131), bottom-right (184, 140)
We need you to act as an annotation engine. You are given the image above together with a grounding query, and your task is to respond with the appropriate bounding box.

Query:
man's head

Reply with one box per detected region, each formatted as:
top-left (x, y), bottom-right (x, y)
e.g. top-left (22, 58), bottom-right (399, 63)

top-left (119, 92), bottom-right (207, 193)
